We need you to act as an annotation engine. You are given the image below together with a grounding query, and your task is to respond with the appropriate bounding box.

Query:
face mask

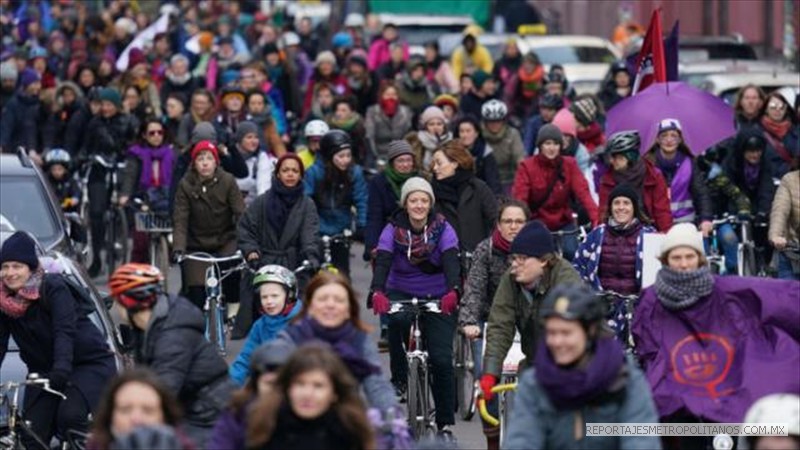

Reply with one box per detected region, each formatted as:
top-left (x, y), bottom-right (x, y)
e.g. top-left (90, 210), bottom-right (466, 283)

top-left (380, 97), bottom-right (398, 117)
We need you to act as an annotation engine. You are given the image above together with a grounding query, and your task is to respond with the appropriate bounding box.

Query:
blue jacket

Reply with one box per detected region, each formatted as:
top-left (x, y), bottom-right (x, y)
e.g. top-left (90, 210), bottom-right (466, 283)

top-left (573, 223), bottom-right (655, 291)
top-left (229, 300), bottom-right (302, 386)
top-left (522, 114), bottom-right (546, 156)
top-left (304, 160), bottom-right (368, 236)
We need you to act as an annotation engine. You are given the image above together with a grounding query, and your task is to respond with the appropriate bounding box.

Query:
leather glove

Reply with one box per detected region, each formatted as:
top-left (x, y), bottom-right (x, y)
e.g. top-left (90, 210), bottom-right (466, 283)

top-left (48, 370), bottom-right (70, 391)
top-left (171, 250), bottom-right (184, 265)
top-left (369, 290), bottom-right (390, 315)
top-left (480, 374), bottom-right (497, 401)
top-left (441, 290), bottom-right (458, 315)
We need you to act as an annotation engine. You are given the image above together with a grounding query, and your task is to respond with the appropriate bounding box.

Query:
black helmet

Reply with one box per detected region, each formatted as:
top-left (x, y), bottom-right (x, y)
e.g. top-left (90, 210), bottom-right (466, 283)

top-left (111, 425), bottom-right (182, 450)
top-left (742, 133), bottom-right (767, 152)
top-left (539, 283), bottom-right (605, 327)
top-left (610, 60), bottom-right (628, 75)
top-left (320, 129), bottom-right (351, 160)
top-left (539, 93), bottom-right (564, 110)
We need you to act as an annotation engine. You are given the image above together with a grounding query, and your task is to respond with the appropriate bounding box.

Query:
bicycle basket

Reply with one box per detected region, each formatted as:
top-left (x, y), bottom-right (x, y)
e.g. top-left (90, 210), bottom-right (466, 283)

top-left (134, 212), bottom-right (173, 233)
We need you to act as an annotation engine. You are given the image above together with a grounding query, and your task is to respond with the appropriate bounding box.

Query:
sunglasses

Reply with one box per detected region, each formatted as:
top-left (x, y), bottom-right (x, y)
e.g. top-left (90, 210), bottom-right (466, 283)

top-left (767, 102), bottom-right (787, 111)
top-left (147, 129), bottom-right (164, 136)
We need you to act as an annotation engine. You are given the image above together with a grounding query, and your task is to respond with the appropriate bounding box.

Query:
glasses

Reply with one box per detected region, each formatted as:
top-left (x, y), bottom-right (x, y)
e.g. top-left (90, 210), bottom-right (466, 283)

top-left (147, 129), bottom-right (164, 136)
top-left (499, 219), bottom-right (526, 226)
top-left (767, 102), bottom-right (787, 111)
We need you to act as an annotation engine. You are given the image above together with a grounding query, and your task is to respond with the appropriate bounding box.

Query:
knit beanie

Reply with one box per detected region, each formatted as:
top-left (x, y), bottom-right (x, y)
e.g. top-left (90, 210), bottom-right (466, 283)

top-left (536, 124), bottom-right (564, 149)
top-left (0, 231), bottom-right (39, 270)
top-left (127, 47), bottom-right (147, 70)
top-left (235, 121), bottom-right (259, 144)
top-left (419, 106), bottom-right (447, 128)
top-left (434, 94), bottom-right (459, 111)
top-left (191, 140), bottom-right (220, 163)
top-left (191, 122), bottom-right (217, 146)
top-left (471, 70), bottom-right (491, 90)
top-left (660, 223), bottom-right (705, 260)
top-left (386, 140), bottom-right (414, 162)
top-left (262, 42), bottom-right (279, 56)
top-left (0, 60), bottom-right (17, 81)
top-left (400, 177), bottom-right (435, 206)
top-left (551, 109), bottom-right (577, 137)
top-left (315, 50), bottom-right (337, 66)
top-left (509, 220), bottom-right (556, 258)
top-left (571, 97), bottom-right (598, 126)
top-left (607, 183), bottom-right (642, 221)
top-left (18, 68), bottom-right (40, 90)
top-left (99, 87), bottom-right (121, 108)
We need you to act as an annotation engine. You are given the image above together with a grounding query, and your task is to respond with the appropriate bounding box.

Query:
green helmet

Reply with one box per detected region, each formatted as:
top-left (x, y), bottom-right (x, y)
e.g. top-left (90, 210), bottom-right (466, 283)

top-left (252, 265), bottom-right (297, 300)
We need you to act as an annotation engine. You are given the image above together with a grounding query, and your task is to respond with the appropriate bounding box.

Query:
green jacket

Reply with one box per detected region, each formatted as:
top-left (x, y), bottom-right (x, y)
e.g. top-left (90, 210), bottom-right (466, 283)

top-left (484, 257), bottom-right (582, 377)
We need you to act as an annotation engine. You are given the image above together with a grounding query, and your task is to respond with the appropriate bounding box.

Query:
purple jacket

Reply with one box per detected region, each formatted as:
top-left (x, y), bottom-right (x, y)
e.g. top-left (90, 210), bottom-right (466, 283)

top-left (208, 407), bottom-right (246, 450)
top-left (632, 276), bottom-right (800, 423)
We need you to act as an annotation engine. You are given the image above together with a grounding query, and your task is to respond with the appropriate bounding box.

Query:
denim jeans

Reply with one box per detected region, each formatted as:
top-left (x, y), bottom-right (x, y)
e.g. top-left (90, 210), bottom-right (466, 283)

top-left (777, 252), bottom-right (800, 281)
top-left (557, 222), bottom-right (579, 262)
top-left (716, 223), bottom-right (739, 274)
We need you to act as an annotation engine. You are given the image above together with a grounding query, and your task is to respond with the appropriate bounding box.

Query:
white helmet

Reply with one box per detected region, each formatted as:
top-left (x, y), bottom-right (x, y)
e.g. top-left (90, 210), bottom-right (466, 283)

top-left (481, 99), bottom-right (508, 121)
top-left (281, 32), bottom-right (301, 48)
top-left (739, 393), bottom-right (800, 450)
top-left (344, 13), bottom-right (365, 28)
top-left (304, 120), bottom-right (330, 138)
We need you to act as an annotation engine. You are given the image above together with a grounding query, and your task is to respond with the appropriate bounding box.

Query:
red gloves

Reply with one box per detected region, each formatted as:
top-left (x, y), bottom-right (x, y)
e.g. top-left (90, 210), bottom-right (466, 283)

top-left (441, 290), bottom-right (458, 315)
top-left (480, 374), bottom-right (498, 401)
top-left (371, 291), bottom-right (390, 315)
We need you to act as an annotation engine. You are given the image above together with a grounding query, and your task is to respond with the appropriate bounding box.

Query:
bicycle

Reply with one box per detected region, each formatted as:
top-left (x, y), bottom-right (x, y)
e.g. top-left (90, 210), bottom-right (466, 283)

top-left (176, 251), bottom-right (249, 356)
top-left (596, 290), bottom-right (640, 352)
top-left (387, 298), bottom-right (441, 440)
top-left (0, 373), bottom-right (75, 450)
top-left (132, 198), bottom-right (172, 291)
top-left (550, 226), bottom-right (586, 259)
top-left (319, 229), bottom-right (353, 274)
top-left (478, 383), bottom-right (517, 443)
top-left (480, 324), bottom-right (524, 444)
top-left (708, 216), bottom-right (735, 275)
top-left (453, 327), bottom-right (478, 421)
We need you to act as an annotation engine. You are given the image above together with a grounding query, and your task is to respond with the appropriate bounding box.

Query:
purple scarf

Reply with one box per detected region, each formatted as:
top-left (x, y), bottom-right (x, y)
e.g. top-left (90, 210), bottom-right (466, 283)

top-left (286, 317), bottom-right (381, 381)
top-left (127, 144), bottom-right (175, 191)
top-left (656, 150), bottom-right (694, 221)
top-left (744, 162), bottom-right (760, 191)
top-left (535, 337), bottom-right (625, 410)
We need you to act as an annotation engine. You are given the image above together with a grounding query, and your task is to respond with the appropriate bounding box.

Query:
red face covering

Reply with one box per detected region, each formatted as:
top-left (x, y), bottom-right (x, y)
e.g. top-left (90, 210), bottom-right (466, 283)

top-left (380, 97), bottom-right (399, 117)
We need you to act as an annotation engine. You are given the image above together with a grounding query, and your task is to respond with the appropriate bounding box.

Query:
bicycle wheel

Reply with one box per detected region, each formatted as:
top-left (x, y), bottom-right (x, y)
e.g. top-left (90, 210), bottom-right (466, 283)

top-left (407, 358), bottom-right (429, 439)
top-left (454, 332), bottom-right (476, 420)
top-left (499, 375), bottom-right (517, 446)
top-left (153, 235), bottom-right (170, 291)
top-left (738, 244), bottom-right (756, 277)
top-left (104, 208), bottom-right (129, 277)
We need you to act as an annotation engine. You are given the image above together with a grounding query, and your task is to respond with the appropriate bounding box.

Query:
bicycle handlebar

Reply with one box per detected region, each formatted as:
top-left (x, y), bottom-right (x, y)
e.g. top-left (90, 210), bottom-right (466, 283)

top-left (321, 230), bottom-right (353, 244)
top-left (595, 290), bottom-right (640, 301)
top-left (0, 376), bottom-right (67, 400)
top-left (388, 298), bottom-right (441, 314)
top-left (477, 383), bottom-right (517, 426)
top-left (177, 251), bottom-right (244, 264)
top-left (294, 260), bottom-right (315, 274)
top-left (550, 228), bottom-right (582, 237)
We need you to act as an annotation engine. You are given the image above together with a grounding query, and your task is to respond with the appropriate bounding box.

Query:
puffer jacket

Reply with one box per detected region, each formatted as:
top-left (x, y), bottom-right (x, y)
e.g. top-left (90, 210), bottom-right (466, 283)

top-left (482, 123), bottom-right (524, 189)
top-left (483, 258), bottom-right (582, 377)
top-left (303, 160), bottom-right (368, 236)
top-left (512, 154), bottom-right (599, 230)
top-left (364, 103), bottom-right (414, 165)
top-left (769, 170), bottom-right (800, 245)
top-left (135, 295), bottom-right (234, 427)
top-left (459, 236), bottom-right (511, 327)
top-left (504, 355), bottom-right (661, 450)
top-left (573, 223), bottom-right (655, 294)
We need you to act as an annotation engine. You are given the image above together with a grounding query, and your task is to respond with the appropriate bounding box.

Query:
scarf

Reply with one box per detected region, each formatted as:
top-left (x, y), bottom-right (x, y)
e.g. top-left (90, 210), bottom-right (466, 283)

top-left (491, 228), bottom-right (511, 254)
top-left (612, 159), bottom-right (647, 192)
top-left (383, 166), bottom-right (416, 199)
top-left (432, 168), bottom-right (472, 207)
top-left (392, 212), bottom-right (447, 265)
top-left (535, 337), bottom-right (626, 410)
top-left (481, 123), bottom-right (508, 144)
top-left (760, 115), bottom-right (792, 140)
top-left (0, 268), bottom-right (44, 318)
top-left (655, 266), bottom-right (714, 311)
top-left (286, 317), bottom-right (381, 381)
top-left (517, 65), bottom-right (544, 99)
top-left (266, 177), bottom-right (304, 233)
top-left (417, 130), bottom-right (452, 151)
top-left (127, 144), bottom-right (175, 189)
top-left (380, 98), bottom-right (398, 117)
top-left (329, 113), bottom-right (360, 132)
top-left (607, 218), bottom-right (641, 235)
top-left (656, 150), bottom-right (694, 220)
top-left (576, 122), bottom-right (605, 153)
top-left (744, 161), bottom-right (760, 191)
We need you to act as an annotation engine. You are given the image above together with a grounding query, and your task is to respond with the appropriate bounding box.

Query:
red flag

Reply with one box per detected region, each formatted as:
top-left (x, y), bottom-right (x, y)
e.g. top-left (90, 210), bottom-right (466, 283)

top-left (632, 9), bottom-right (667, 94)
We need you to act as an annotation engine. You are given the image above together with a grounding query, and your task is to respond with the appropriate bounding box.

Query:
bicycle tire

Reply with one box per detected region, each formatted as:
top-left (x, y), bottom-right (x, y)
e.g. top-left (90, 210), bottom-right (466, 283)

top-left (153, 235), bottom-right (170, 292)
top-left (454, 332), bottom-right (476, 421)
top-left (206, 297), bottom-right (222, 355)
top-left (104, 209), bottom-right (129, 277)
top-left (738, 244), bottom-right (756, 277)
top-left (407, 358), bottom-right (428, 439)
top-left (499, 375), bottom-right (517, 446)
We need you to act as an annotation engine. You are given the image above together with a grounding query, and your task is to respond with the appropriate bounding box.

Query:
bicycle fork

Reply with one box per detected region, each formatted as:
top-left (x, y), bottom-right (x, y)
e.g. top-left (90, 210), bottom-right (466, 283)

top-left (204, 264), bottom-right (227, 356)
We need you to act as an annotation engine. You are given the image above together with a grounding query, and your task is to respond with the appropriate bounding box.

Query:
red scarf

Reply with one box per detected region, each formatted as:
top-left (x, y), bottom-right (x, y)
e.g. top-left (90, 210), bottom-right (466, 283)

top-left (517, 66), bottom-right (544, 99)
top-left (491, 228), bottom-right (511, 254)
top-left (760, 116), bottom-right (791, 140)
top-left (380, 98), bottom-right (398, 117)
top-left (576, 122), bottom-right (606, 153)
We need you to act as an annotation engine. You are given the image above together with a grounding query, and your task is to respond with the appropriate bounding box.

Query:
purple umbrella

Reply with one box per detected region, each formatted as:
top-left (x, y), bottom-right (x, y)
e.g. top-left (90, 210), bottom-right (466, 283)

top-left (606, 81), bottom-right (736, 155)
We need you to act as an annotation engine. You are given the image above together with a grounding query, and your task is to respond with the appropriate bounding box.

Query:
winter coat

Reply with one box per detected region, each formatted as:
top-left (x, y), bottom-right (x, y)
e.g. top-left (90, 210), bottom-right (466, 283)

top-left (303, 160), bottom-right (368, 236)
top-left (433, 176), bottom-right (498, 253)
top-left (632, 276), bottom-right (800, 423)
top-left (159, 75), bottom-right (202, 106)
top-left (451, 45), bottom-right (494, 81)
top-left (120, 144), bottom-right (176, 199)
top-left (459, 91), bottom-right (490, 122)
top-left (229, 301), bottom-right (302, 386)
top-left (504, 355), bottom-right (661, 450)
top-left (759, 123), bottom-right (800, 179)
top-left (43, 88), bottom-right (90, 154)
top-left (49, 175), bottom-right (81, 213)
top-left (722, 146), bottom-right (776, 216)
top-left (703, 165), bottom-right (752, 217)
top-left (368, 38), bottom-right (409, 71)
top-left (271, 327), bottom-right (398, 411)
top-left (522, 114), bottom-right (547, 156)
top-left (235, 149), bottom-right (276, 206)
top-left (573, 223), bottom-right (655, 293)
top-left (395, 75), bottom-right (435, 115)
top-left (468, 139), bottom-right (504, 195)
top-left (238, 190), bottom-right (321, 270)
top-left (482, 124), bottom-right (524, 189)
top-left (646, 149), bottom-right (714, 224)
top-left (769, 171), bottom-right (800, 245)
top-left (262, 407), bottom-right (363, 450)
top-left (512, 155), bottom-right (599, 230)
top-left (135, 295), bottom-right (235, 427)
top-left (459, 236), bottom-right (511, 327)
top-left (0, 92), bottom-right (45, 152)
top-left (208, 406), bottom-right (246, 450)
top-left (0, 274), bottom-right (117, 409)
top-left (484, 258), bottom-right (582, 377)
top-left (81, 112), bottom-right (139, 159)
top-left (598, 160), bottom-right (674, 232)
top-left (364, 173), bottom-right (400, 257)
top-left (364, 104), bottom-right (414, 166)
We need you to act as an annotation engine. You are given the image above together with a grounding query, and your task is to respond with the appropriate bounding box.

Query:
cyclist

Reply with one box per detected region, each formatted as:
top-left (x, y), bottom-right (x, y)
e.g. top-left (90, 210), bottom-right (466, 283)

top-left (364, 83), bottom-right (414, 171)
top-left (522, 92), bottom-right (564, 156)
top-left (232, 120), bottom-right (276, 205)
top-left (303, 129), bottom-right (368, 277)
top-left (297, 119), bottom-right (329, 169)
top-left (760, 91), bottom-right (798, 179)
top-left (481, 221), bottom-right (582, 404)
top-left (109, 263), bottom-right (235, 444)
top-left (0, 232), bottom-right (117, 448)
top-left (173, 140), bottom-right (245, 310)
top-left (504, 284), bottom-right (661, 450)
top-left (369, 177), bottom-right (461, 439)
top-left (43, 148), bottom-right (81, 214)
top-left (598, 130), bottom-right (673, 232)
top-left (769, 162), bottom-right (800, 280)
top-left (408, 105), bottom-right (452, 178)
top-left (453, 115), bottom-right (503, 194)
top-left (481, 99), bottom-right (524, 193)
top-left (229, 265), bottom-right (302, 386)
top-left (739, 393), bottom-right (800, 450)
top-left (632, 223), bottom-right (800, 443)
top-left (512, 124), bottom-right (598, 261)
top-left (459, 199), bottom-right (530, 449)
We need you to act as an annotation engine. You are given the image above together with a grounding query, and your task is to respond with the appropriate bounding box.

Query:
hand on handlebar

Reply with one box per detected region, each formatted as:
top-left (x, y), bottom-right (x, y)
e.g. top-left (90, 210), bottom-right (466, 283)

top-left (699, 220), bottom-right (712, 238)
top-left (771, 237), bottom-right (788, 250)
top-left (463, 325), bottom-right (481, 340)
top-left (369, 290), bottom-right (390, 315)
top-left (48, 370), bottom-right (69, 391)
top-left (441, 290), bottom-right (458, 315)
top-left (246, 252), bottom-right (261, 270)
top-left (171, 250), bottom-right (184, 265)
top-left (480, 374), bottom-right (498, 401)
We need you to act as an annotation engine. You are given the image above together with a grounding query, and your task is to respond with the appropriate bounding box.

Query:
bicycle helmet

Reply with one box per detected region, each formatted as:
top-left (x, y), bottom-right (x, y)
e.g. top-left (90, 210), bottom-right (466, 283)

top-left (539, 283), bottom-right (605, 328)
top-left (481, 99), bottom-right (508, 121)
top-left (320, 129), bottom-right (352, 159)
top-left (111, 425), bottom-right (183, 450)
top-left (253, 264), bottom-right (298, 300)
top-left (44, 148), bottom-right (72, 170)
top-left (610, 60), bottom-right (629, 75)
top-left (740, 393), bottom-right (800, 449)
top-left (304, 119), bottom-right (330, 138)
top-left (109, 263), bottom-right (164, 311)
top-left (606, 130), bottom-right (641, 156)
top-left (538, 93), bottom-right (564, 111)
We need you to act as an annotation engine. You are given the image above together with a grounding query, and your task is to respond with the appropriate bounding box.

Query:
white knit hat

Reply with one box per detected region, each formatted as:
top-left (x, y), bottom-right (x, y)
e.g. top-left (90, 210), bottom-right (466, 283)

top-left (660, 223), bottom-right (705, 259)
top-left (400, 177), bottom-right (434, 207)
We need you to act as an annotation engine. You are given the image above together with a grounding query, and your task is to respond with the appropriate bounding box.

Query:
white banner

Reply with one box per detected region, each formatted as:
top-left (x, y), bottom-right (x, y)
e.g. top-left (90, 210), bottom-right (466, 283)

top-left (116, 13), bottom-right (171, 72)
top-left (641, 232), bottom-right (665, 288)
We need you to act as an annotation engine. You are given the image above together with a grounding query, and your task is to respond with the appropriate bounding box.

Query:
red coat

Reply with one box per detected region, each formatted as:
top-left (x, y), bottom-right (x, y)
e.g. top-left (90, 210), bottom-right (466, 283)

top-left (598, 160), bottom-right (673, 232)
top-left (512, 155), bottom-right (598, 230)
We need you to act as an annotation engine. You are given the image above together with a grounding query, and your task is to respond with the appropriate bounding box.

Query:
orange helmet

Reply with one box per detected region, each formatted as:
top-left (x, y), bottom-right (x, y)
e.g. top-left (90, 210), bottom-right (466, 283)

top-left (109, 263), bottom-right (164, 311)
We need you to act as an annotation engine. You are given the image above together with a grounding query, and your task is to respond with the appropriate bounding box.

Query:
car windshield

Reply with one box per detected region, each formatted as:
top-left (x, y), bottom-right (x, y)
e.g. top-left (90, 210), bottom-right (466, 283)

top-left (533, 45), bottom-right (616, 64)
top-left (680, 43), bottom-right (757, 60)
top-left (0, 176), bottom-right (60, 249)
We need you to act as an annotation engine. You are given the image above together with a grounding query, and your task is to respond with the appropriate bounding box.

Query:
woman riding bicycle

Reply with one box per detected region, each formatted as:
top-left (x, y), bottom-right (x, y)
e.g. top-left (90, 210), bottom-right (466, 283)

top-left (769, 160), bottom-right (800, 280)
top-left (109, 263), bottom-right (235, 444)
top-left (0, 232), bottom-right (117, 449)
top-left (459, 199), bottom-right (529, 449)
top-left (369, 177), bottom-right (462, 440)
top-left (505, 284), bottom-right (661, 450)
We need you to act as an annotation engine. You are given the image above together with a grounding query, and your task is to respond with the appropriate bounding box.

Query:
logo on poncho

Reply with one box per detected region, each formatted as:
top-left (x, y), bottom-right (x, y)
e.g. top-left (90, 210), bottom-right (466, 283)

top-left (670, 333), bottom-right (735, 400)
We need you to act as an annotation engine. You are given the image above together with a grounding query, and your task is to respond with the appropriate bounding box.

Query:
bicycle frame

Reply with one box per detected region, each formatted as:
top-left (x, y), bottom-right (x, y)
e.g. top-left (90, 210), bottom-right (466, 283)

top-left (320, 230), bottom-right (352, 272)
top-left (0, 374), bottom-right (66, 449)
top-left (597, 290), bottom-right (639, 352)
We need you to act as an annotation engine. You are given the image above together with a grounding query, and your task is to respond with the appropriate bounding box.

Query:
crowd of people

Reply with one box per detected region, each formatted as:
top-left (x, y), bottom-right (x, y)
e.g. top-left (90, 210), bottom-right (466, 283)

top-left (0, 1), bottom-right (799, 449)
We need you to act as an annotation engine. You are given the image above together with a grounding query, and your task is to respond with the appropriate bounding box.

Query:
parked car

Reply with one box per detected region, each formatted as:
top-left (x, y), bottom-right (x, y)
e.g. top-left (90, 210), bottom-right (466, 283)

top-left (379, 13), bottom-right (474, 55)
top-left (697, 71), bottom-right (800, 105)
top-left (679, 60), bottom-right (792, 88)
top-left (679, 35), bottom-right (758, 62)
